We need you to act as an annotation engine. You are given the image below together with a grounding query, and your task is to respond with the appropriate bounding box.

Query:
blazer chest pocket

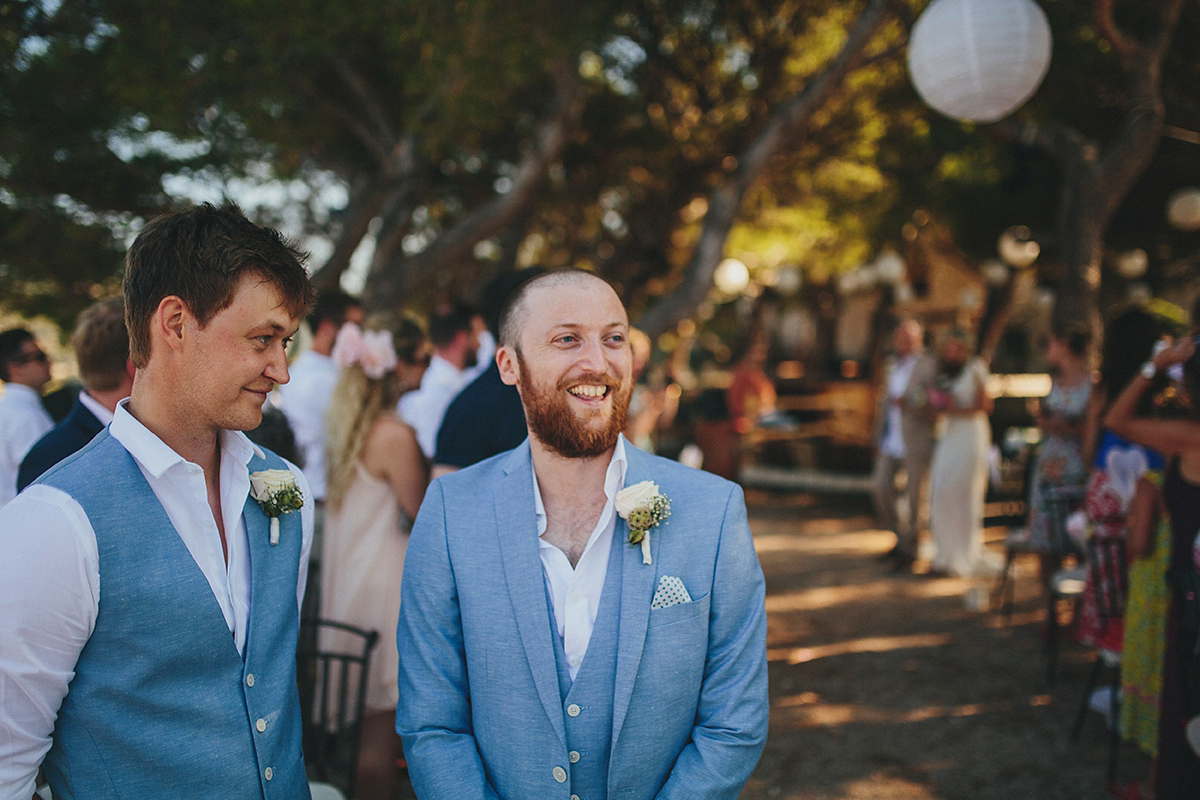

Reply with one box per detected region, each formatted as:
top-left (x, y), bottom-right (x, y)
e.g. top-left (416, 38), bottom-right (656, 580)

top-left (647, 592), bottom-right (710, 629)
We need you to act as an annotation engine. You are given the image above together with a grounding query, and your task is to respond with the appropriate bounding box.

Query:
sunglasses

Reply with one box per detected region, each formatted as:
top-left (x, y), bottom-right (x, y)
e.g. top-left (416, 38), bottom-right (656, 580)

top-left (8, 349), bottom-right (48, 366)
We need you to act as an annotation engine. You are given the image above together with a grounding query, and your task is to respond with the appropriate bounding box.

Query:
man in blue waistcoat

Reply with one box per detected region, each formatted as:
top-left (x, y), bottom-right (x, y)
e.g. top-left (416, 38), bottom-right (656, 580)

top-left (396, 269), bottom-right (769, 800)
top-left (0, 203), bottom-right (317, 800)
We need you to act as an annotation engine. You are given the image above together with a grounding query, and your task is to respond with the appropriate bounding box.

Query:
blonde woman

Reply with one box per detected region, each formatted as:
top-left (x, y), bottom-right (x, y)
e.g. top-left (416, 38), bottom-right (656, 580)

top-left (320, 315), bottom-right (429, 799)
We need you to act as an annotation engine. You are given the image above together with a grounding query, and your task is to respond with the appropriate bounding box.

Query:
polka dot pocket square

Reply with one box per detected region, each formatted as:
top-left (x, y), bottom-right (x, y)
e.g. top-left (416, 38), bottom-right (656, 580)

top-left (651, 575), bottom-right (692, 610)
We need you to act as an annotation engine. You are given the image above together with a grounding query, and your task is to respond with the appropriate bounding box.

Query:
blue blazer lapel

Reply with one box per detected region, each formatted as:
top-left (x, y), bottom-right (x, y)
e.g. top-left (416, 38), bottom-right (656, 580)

top-left (493, 444), bottom-right (567, 748)
top-left (611, 443), bottom-right (660, 746)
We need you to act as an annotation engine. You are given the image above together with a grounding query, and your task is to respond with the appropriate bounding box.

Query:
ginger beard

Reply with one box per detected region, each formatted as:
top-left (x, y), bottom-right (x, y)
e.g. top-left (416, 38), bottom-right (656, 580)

top-left (516, 350), bottom-right (632, 458)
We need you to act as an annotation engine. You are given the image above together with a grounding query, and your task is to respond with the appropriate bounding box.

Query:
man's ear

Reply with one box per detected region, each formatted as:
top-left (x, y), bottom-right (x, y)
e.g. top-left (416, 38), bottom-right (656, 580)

top-left (496, 345), bottom-right (520, 387)
top-left (152, 296), bottom-right (190, 355)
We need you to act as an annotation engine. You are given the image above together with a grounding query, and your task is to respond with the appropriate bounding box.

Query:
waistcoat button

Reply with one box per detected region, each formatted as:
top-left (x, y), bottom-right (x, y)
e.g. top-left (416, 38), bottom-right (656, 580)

top-left (256, 718), bottom-right (267, 732)
top-left (569, 750), bottom-right (580, 763)
top-left (264, 767), bottom-right (273, 781)
top-left (552, 766), bottom-right (567, 783)
top-left (567, 703), bottom-right (581, 717)
top-left (246, 674), bottom-right (255, 687)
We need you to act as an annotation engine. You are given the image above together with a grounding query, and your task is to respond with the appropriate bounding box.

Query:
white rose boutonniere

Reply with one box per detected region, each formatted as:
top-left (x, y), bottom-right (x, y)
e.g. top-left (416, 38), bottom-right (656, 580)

top-left (249, 469), bottom-right (304, 545)
top-left (615, 480), bottom-right (671, 565)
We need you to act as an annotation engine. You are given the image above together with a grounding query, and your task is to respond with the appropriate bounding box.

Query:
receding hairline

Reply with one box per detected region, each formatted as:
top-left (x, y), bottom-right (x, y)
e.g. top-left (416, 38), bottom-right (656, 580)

top-left (500, 269), bottom-right (622, 349)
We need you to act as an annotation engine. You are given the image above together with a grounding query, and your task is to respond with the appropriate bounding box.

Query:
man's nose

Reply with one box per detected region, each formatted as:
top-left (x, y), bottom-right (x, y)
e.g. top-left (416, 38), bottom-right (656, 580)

top-left (576, 337), bottom-right (609, 372)
top-left (266, 346), bottom-right (290, 384)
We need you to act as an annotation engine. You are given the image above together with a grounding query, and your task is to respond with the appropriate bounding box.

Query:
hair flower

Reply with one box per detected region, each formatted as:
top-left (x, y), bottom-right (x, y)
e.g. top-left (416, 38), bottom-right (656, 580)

top-left (332, 322), bottom-right (397, 379)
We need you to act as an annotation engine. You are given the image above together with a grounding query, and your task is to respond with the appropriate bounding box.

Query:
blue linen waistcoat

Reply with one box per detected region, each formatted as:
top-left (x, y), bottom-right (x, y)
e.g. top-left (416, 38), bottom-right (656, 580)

top-left (548, 534), bottom-right (623, 800)
top-left (37, 431), bottom-right (309, 799)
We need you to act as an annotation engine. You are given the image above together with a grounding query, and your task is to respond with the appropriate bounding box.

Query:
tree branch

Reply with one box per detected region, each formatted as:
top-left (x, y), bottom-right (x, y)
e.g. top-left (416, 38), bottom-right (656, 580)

top-left (635, 0), bottom-right (895, 339)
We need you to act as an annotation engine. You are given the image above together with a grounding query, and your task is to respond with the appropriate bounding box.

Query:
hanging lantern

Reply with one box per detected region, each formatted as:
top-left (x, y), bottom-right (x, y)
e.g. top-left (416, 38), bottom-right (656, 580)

top-left (907, 0), bottom-right (1053, 123)
top-left (1166, 188), bottom-right (1200, 231)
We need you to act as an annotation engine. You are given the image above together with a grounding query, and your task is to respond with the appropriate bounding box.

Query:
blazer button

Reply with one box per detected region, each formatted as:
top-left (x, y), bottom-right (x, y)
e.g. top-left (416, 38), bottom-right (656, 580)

top-left (567, 704), bottom-right (581, 717)
top-left (246, 674), bottom-right (255, 687)
top-left (264, 767), bottom-right (273, 781)
top-left (552, 766), bottom-right (567, 783)
top-left (256, 718), bottom-right (267, 732)
top-left (568, 750), bottom-right (580, 763)
top-left (571, 795), bottom-right (580, 800)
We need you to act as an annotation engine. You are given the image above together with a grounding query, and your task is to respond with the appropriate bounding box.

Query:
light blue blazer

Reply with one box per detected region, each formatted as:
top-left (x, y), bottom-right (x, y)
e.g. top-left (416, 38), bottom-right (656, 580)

top-left (395, 439), bottom-right (768, 799)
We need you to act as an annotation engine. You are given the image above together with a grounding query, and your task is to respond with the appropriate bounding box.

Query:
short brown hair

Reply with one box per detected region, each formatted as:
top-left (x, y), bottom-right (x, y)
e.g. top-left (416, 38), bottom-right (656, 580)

top-left (124, 203), bottom-right (314, 367)
top-left (72, 297), bottom-right (129, 392)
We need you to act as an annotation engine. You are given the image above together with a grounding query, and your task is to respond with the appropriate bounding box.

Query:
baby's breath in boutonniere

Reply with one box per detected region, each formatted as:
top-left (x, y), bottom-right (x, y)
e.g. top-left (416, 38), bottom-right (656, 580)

top-left (615, 480), bottom-right (671, 565)
top-left (249, 469), bottom-right (304, 545)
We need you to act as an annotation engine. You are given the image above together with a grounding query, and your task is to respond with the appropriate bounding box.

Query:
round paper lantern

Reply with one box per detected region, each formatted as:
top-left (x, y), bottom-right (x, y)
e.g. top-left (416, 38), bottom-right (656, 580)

top-left (713, 258), bottom-right (750, 294)
top-left (1114, 249), bottom-right (1148, 279)
top-left (1166, 188), bottom-right (1200, 231)
top-left (908, 0), bottom-right (1052, 123)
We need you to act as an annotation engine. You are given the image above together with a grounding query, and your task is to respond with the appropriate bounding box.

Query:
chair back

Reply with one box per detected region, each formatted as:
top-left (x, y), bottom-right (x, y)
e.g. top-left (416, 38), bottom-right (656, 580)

top-left (297, 618), bottom-right (379, 799)
top-left (1043, 483), bottom-right (1086, 561)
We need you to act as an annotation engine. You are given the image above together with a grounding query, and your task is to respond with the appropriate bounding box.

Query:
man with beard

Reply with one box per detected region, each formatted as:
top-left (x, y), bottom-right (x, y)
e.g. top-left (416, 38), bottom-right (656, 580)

top-left (395, 268), bottom-right (768, 800)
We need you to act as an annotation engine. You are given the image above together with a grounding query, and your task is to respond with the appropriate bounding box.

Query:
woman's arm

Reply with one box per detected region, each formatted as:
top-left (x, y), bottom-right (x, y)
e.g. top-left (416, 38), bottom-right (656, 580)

top-left (364, 416), bottom-right (430, 521)
top-left (1103, 337), bottom-right (1200, 456)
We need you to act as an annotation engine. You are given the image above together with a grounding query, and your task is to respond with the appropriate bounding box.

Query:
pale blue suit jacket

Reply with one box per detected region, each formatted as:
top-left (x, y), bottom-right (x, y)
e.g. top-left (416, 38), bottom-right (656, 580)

top-left (395, 438), bottom-right (768, 799)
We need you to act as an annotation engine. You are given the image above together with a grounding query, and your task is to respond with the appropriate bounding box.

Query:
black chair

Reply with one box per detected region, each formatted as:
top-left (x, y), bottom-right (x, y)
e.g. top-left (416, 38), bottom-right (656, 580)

top-left (1040, 484), bottom-right (1088, 687)
top-left (1070, 535), bottom-right (1128, 785)
top-left (297, 618), bottom-right (379, 799)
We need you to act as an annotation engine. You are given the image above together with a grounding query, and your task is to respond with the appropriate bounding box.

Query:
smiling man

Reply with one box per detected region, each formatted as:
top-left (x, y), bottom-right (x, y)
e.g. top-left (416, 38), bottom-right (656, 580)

top-left (396, 268), bottom-right (769, 800)
top-left (0, 204), bottom-right (316, 800)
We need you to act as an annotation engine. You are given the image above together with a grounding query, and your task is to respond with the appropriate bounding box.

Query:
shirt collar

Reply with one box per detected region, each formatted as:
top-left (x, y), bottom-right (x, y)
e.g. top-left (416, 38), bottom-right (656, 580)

top-left (1, 382), bottom-right (43, 405)
top-left (110, 398), bottom-right (263, 479)
top-left (78, 390), bottom-right (117, 426)
top-left (534, 435), bottom-right (629, 537)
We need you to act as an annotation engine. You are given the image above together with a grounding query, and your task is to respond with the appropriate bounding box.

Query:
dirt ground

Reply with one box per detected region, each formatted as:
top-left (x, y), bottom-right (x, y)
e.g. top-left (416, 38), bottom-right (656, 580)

top-left (743, 490), bottom-right (1144, 800)
top-left (393, 489), bottom-right (1140, 799)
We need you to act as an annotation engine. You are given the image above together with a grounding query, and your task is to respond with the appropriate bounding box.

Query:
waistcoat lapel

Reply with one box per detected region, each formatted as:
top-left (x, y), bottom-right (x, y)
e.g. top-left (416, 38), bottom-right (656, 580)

top-left (493, 445), bottom-right (567, 748)
top-left (611, 445), bottom-right (660, 748)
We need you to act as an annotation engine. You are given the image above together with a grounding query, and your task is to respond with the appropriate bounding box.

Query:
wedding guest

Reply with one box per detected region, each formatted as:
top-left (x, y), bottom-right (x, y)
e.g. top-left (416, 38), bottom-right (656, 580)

top-left (924, 328), bottom-right (992, 577)
top-left (624, 328), bottom-right (679, 454)
top-left (872, 318), bottom-right (937, 571)
top-left (1076, 309), bottom-right (1167, 654)
top-left (320, 315), bottom-right (428, 800)
top-left (0, 203), bottom-right (316, 799)
top-left (277, 288), bottom-right (364, 503)
top-left (396, 268), bottom-right (768, 799)
top-left (1105, 334), bottom-right (1200, 799)
top-left (726, 339), bottom-right (777, 436)
top-left (0, 327), bottom-right (54, 504)
top-left (18, 297), bottom-right (134, 491)
top-left (1023, 325), bottom-right (1093, 618)
top-left (398, 301), bottom-right (486, 459)
top-left (431, 267), bottom-right (544, 478)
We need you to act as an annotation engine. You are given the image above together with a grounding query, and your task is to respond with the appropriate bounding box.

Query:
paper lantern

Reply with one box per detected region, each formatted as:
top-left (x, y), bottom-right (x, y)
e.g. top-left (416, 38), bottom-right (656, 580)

top-left (1166, 188), bottom-right (1200, 231)
top-left (713, 258), bottom-right (750, 294)
top-left (908, 0), bottom-right (1052, 123)
top-left (1114, 249), bottom-right (1148, 279)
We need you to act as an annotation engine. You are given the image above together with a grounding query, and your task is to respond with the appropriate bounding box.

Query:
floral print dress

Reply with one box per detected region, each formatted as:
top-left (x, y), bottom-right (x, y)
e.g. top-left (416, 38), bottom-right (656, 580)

top-left (1026, 380), bottom-right (1091, 552)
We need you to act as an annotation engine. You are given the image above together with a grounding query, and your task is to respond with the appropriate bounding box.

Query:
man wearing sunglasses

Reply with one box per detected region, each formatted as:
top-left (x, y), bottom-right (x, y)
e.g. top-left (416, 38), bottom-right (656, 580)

top-left (0, 327), bottom-right (53, 505)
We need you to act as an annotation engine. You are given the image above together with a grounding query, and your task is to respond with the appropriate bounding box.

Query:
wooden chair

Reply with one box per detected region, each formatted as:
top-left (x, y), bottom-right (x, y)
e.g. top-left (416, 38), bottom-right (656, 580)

top-left (297, 618), bottom-right (379, 799)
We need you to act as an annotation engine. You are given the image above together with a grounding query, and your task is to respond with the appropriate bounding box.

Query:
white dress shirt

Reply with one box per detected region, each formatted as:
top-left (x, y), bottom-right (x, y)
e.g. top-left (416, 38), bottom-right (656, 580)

top-left (277, 348), bottom-right (340, 501)
top-left (398, 354), bottom-right (475, 459)
top-left (881, 354), bottom-right (917, 460)
top-left (77, 389), bottom-right (117, 427)
top-left (0, 383), bottom-right (53, 506)
top-left (0, 401), bottom-right (314, 798)
top-left (534, 436), bottom-right (628, 680)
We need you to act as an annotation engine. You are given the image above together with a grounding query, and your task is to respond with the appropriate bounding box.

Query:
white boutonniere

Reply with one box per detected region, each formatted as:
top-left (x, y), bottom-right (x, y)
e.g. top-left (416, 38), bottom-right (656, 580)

top-left (249, 469), bottom-right (304, 545)
top-left (615, 480), bottom-right (671, 565)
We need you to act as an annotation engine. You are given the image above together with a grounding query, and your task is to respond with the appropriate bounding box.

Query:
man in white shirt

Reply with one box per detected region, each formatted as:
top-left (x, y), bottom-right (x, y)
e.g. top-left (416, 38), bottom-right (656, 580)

top-left (398, 301), bottom-right (490, 458)
top-left (0, 327), bottom-right (54, 505)
top-left (18, 297), bottom-right (135, 491)
top-left (872, 318), bottom-right (936, 571)
top-left (396, 269), bottom-right (768, 799)
top-left (0, 203), bottom-right (316, 800)
top-left (277, 289), bottom-right (363, 502)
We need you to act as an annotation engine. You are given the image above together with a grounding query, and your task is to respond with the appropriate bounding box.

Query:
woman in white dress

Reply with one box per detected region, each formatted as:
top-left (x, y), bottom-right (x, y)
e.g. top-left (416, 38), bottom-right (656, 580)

top-left (927, 329), bottom-right (993, 577)
top-left (321, 315), bottom-right (429, 800)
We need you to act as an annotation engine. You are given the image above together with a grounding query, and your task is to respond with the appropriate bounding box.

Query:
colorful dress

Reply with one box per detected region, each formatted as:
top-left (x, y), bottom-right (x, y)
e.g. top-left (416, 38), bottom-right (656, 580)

top-left (1026, 380), bottom-right (1091, 552)
top-left (1120, 470), bottom-right (1171, 757)
top-left (1075, 433), bottom-right (1162, 653)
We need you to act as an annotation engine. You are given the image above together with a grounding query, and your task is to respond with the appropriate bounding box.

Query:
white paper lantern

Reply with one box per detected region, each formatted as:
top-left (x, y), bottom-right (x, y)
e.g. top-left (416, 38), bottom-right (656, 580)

top-left (713, 258), bottom-right (750, 294)
top-left (1114, 248), bottom-right (1148, 279)
top-left (1166, 188), bottom-right (1200, 231)
top-left (874, 250), bottom-right (907, 285)
top-left (908, 0), bottom-right (1053, 123)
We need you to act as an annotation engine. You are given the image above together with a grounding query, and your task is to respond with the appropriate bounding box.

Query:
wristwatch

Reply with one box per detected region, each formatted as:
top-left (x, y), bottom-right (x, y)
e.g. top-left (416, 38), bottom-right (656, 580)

top-left (1140, 361), bottom-right (1157, 380)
